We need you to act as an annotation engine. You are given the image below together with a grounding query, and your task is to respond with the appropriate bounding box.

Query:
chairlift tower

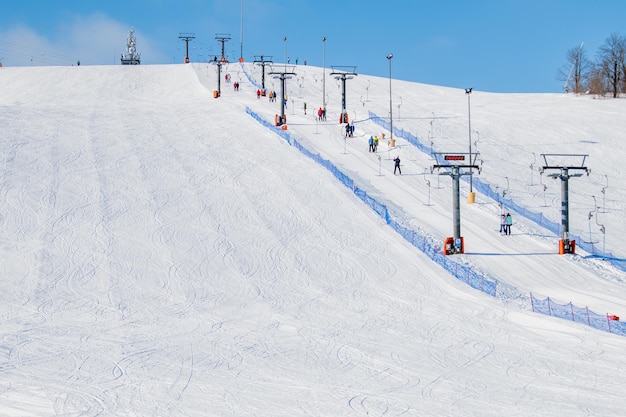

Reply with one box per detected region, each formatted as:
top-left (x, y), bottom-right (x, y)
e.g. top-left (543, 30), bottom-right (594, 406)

top-left (432, 151), bottom-right (480, 255)
top-left (540, 153), bottom-right (590, 254)
top-left (269, 66), bottom-right (296, 127)
top-left (330, 66), bottom-right (357, 124)
top-left (253, 55), bottom-right (273, 95)
top-left (179, 33), bottom-right (195, 63)
top-left (120, 27), bottom-right (141, 65)
top-left (209, 55), bottom-right (224, 98)
top-left (215, 33), bottom-right (231, 63)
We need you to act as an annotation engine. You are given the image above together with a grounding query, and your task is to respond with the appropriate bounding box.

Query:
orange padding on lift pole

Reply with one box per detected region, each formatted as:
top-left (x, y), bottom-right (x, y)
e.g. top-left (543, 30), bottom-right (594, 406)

top-left (559, 239), bottom-right (577, 254)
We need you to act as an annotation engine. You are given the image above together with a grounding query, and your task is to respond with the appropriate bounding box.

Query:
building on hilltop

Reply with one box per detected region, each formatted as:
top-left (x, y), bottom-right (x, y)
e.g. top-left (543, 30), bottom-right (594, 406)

top-left (121, 27), bottom-right (141, 65)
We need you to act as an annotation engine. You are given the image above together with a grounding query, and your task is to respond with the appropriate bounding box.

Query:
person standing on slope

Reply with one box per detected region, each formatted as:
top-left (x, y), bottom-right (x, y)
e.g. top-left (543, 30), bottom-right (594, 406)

top-left (505, 213), bottom-right (513, 235)
top-left (500, 214), bottom-right (506, 234)
top-left (394, 156), bottom-right (401, 175)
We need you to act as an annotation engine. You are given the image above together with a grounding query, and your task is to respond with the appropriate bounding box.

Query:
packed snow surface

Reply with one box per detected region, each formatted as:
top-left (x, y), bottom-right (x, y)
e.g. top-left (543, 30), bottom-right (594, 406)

top-left (0, 63), bottom-right (625, 416)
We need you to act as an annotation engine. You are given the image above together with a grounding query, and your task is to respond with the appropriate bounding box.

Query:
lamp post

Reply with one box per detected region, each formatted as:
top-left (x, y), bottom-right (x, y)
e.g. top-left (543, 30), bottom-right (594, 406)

top-left (283, 36), bottom-right (287, 71)
top-left (239, 0), bottom-right (243, 61)
top-left (465, 87), bottom-right (473, 192)
top-left (387, 53), bottom-right (393, 140)
top-left (322, 36), bottom-right (327, 107)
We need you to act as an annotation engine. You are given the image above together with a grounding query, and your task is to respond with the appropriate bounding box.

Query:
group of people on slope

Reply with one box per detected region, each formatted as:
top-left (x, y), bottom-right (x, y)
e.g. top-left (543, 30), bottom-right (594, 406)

top-left (317, 106), bottom-right (327, 121)
top-left (256, 89), bottom-right (279, 102)
top-left (368, 135), bottom-right (400, 174)
top-left (500, 213), bottom-right (513, 235)
top-left (368, 135), bottom-right (379, 152)
top-left (345, 123), bottom-right (355, 138)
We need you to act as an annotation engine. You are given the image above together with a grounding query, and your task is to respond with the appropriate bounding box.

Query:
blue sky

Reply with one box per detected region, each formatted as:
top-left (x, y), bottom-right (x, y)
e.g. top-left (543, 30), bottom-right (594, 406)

top-left (0, 0), bottom-right (624, 93)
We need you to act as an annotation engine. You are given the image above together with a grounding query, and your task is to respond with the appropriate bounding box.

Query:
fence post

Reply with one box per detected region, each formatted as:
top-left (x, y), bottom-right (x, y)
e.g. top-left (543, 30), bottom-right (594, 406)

top-left (547, 297), bottom-right (552, 316)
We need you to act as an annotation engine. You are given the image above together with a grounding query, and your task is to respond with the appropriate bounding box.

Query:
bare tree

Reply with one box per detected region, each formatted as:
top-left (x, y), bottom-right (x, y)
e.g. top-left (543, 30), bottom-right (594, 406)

top-left (586, 64), bottom-right (607, 96)
top-left (597, 33), bottom-right (626, 98)
top-left (622, 60), bottom-right (626, 93)
top-left (558, 43), bottom-right (590, 93)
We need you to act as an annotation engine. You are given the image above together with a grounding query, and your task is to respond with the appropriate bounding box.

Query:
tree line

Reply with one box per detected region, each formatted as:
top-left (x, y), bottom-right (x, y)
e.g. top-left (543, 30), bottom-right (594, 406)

top-left (558, 33), bottom-right (626, 97)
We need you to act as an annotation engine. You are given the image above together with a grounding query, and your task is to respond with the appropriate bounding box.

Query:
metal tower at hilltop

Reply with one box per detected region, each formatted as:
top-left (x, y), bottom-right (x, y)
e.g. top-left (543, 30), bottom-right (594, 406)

top-left (121, 27), bottom-right (141, 65)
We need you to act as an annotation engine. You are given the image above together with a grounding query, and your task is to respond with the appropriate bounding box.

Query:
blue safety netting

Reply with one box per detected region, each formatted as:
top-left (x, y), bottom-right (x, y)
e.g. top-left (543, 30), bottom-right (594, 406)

top-left (242, 62), bottom-right (626, 337)
top-left (531, 295), bottom-right (626, 336)
top-left (368, 110), bottom-right (623, 271)
top-left (367, 110), bottom-right (626, 336)
top-left (246, 106), bottom-right (498, 301)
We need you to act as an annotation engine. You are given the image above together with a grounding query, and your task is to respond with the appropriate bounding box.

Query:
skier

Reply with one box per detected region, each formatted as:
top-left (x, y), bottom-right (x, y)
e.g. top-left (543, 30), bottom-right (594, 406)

top-left (303, 102), bottom-right (307, 115)
top-left (317, 107), bottom-right (323, 121)
top-left (373, 135), bottom-right (379, 152)
top-left (368, 136), bottom-right (374, 152)
top-left (394, 156), bottom-right (401, 175)
top-left (505, 213), bottom-right (513, 235)
top-left (345, 123), bottom-right (351, 138)
top-left (500, 214), bottom-right (506, 234)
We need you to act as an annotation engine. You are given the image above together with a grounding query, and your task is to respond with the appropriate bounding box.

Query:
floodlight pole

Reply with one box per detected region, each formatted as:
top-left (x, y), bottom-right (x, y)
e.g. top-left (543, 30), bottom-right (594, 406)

top-left (322, 36), bottom-right (327, 107)
top-left (387, 53), bottom-right (393, 140)
top-left (465, 88), bottom-right (473, 192)
top-left (239, 0), bottom-right (244, 61)
top-left (283, 36), bottom-right (287, 71)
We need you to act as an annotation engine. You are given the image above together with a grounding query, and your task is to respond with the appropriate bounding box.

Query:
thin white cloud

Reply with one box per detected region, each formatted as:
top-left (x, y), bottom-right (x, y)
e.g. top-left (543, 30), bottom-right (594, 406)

top-left (0, 13), bottom-right (168, 67)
